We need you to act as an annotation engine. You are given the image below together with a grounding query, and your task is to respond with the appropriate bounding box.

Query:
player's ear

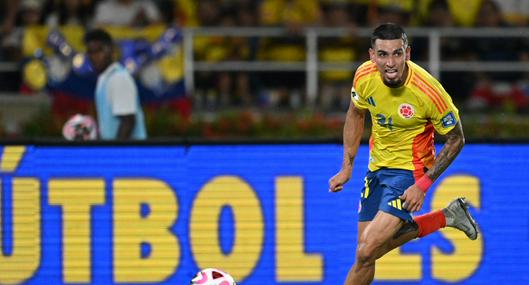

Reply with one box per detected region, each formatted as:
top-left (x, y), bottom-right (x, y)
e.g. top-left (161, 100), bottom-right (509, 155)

top-left (369, 48), bottom-right (375, 62)
top-left (405, 46), bottom-right (411, 60)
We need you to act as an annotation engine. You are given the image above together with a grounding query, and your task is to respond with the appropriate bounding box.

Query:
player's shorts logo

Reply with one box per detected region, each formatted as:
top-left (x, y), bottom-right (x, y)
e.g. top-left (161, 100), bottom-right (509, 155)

top-left (398, 103), bottom-right (415, 119)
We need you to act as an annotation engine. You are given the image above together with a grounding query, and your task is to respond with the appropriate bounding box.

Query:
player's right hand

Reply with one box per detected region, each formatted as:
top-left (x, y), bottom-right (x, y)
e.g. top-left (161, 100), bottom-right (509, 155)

top-left (328, 170), bottom-right (351, 193)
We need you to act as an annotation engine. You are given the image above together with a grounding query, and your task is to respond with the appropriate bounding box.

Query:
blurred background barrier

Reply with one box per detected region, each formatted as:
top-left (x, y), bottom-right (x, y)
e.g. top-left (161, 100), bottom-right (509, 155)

top-left (2, 0), bottom-right (529, 140)
top-left (2, 25), bottom-right (529, 140)
top-left (1, 143), bottom-right (528, 284)
top-left (0, 26), bottom-right (529, 139)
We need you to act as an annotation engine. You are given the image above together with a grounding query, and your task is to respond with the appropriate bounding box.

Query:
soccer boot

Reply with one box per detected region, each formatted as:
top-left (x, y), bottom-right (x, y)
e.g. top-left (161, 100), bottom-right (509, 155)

top-left (443, 197), bottom-right (479, 240)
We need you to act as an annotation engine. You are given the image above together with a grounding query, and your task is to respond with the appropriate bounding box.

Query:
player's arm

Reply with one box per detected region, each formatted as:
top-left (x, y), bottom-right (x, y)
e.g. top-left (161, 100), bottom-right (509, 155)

top-left (329, 101), bottom-right (366, 192)
top-left (116, 114), bottom-right (136, 139)
top-left (401, 121), bottom-right (464, 212)
top-left (425, 121), bottom-right (465, 180)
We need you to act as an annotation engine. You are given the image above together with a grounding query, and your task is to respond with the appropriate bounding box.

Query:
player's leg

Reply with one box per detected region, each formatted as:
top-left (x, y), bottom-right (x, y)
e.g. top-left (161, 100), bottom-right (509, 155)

top-left (375, 220), bottom-right (418, 259)
top-left (343, 170), bottom-right (477, 284)
top-left (371, 210), bottom-right (446, 260)
top-left (345, 211), bottom-right (403, 285)
top-left (343, 221), bottom-right (369, 284)
top-left (372, 209), bottom-right (444, 260)
top-left (343, 171), bottom-right (383, 285)
top-left (375, 197), bottom-right (479, 259)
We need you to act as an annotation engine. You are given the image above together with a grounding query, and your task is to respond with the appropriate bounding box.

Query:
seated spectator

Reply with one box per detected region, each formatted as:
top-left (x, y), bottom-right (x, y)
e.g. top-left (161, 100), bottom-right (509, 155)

top-left (1, 0), bottom-right (21, 36)
top-left (258, 0), bottom-right (321, 109)
top-left (318, 2), bottom-right (358, 111)
top-left (1, 0), bottom-right (48, 91)
top-left (445, 0), bottom-right (483, 27)
top-left (413, 0), bottom-right (474, 102)
top-left (259, 0), bottom-right (321, 61)
top-left (94, 0), bottom-right (161, 27)
top-left (216, 1), bottom-right (259, 107)
top-left (491, 0), bottom-right (529, 26)
top-left (155, 0), bottom-right (197, 27)
top-left (320, 0), bottom-right (369, 26)
top-left (374, 4), bottom-right (412, 26)
top-left (192, 0), bottom-right (258, 109)
top-left (363, 0), bottom-right (413, 26)
top-left (422, 0), bottom-right (455, 27)
top-left (46, 0), bottom-right (93, 28)
top-left (466, 0), bottom-right (529, 112)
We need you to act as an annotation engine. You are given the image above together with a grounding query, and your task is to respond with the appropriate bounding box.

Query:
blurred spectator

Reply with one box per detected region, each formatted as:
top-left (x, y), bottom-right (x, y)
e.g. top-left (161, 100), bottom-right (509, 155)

top-left (192, 0), bottom-right (224, 109)
top-left (318, 2), bottom-right (357, 111)
top-left (84, 28), bottom-right (147, 139)
top-left (46, 0), bottom-right (93, 28)
top-left (474, 0), bottom-right (507, 28)
top-left (94, 0), bottom-right (161, 27)
top-left (321, 0), bottom-right (369, 26)
top-left (236, 0), bottom-right (259, 29)
top-left (1, 0), bottom-right (49, 91)
top-left (193, 0), bottom-right (258, 109)
top-left (259, 0), bottom-right (321, 109)
top-left (373, 4), bottom-right (412, 27)
top-left (217, 1), bottom-right (259, 107)
top-left (260, 0), bottom-right (321, 33)
top-left (446, 0), bottom-right (483, 27)
top-left (422, 0), bottom-right (455, 27)
top-left (413, 0), bottom-right (474, 102)
top-left (1, 0), bottom-right (22, 36)
top-left (194, 0), bottom-right (219, 26)
top-left (2, 0), bottom-right (47, 58)
top-left (491, 0), bottom-right (529, 26)
top-left (416, 0), bottom-right (482, 27)
top-left (361, 0), bottom-right (414, 26)
top-left (466, 0), bottom-right (529, 112)
top-left (155, 0), bottom-right (197, 27)
top-left (151, 0), bottom-right (200, 27)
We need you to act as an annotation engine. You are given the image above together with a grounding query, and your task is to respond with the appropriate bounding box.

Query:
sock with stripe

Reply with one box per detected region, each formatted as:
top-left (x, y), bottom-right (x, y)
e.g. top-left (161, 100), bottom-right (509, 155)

top-left (414, 210), bottom-right (446, 238)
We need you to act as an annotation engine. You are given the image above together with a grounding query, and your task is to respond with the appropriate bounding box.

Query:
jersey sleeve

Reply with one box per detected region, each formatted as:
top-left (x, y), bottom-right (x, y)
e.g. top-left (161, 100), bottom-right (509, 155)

top-left (427, 81), bottom-right (460, 135)
top-left (350, 85), bottom-right (369, 110)
top-left (107, 72), bottom-right (138, 116)
top-left (351, 62), bottom-right (377, 110)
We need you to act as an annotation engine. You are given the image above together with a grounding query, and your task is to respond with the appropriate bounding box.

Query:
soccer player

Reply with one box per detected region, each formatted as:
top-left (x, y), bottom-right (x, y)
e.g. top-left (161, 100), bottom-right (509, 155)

top-left (328, 23), bottom-right (478, 285)
top-left (84, 28), bottom-right (147, 140)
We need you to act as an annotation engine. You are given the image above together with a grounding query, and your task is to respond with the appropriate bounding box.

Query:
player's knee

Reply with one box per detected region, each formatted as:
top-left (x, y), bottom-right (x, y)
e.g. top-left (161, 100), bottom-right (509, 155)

top-left (355, 239), bottom-right (377, 266)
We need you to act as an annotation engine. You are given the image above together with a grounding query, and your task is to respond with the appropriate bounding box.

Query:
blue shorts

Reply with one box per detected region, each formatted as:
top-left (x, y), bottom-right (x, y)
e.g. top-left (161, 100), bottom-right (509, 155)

top-left (358, 168), bottom-right (415, 222)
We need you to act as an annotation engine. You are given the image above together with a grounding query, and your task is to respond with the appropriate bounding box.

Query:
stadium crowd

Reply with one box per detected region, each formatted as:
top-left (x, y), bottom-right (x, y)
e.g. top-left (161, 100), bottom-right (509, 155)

top-left (1, 0), bottom-right (529, 134)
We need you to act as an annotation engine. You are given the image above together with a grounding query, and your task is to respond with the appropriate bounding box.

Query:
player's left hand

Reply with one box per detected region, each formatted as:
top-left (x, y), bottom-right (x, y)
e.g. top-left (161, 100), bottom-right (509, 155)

top-left (399, 185), bottom-right (425, 212)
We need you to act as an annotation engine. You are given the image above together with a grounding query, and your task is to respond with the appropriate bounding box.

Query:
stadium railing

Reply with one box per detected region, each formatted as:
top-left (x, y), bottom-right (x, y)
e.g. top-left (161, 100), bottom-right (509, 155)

top-left (2, 27), bottom-right (529, 106)
top-left (182, 27), bottom-right (529, 107)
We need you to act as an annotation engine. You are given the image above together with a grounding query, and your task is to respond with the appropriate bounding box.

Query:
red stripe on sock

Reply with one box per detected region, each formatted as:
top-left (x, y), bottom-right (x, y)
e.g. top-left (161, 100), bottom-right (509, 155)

top-left (414, 210), bottom-right (446, 238)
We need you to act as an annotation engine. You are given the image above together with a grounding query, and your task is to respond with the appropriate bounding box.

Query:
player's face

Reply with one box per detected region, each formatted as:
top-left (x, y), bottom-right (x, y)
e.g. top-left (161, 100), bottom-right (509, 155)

top-left (86, 41), bottom-right (112, 73)
top-left (369, 39), bottom-right (410, 88)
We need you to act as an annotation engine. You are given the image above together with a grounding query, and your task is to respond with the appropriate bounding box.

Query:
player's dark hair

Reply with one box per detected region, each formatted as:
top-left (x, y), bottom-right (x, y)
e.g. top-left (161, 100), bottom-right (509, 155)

top-left (371, 23), bottom-right (408, 48)
top-left (83, 28), bottom-right (113, 47)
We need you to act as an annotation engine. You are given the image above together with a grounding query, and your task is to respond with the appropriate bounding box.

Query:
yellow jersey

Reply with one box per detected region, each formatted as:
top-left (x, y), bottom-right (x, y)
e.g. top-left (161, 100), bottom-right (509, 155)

top-left (351, 60), bottom-right (460, 179)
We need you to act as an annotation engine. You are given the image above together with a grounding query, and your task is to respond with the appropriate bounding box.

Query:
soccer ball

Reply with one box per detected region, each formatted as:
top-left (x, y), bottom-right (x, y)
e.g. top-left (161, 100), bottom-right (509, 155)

top-left (62, 114), bottom-right (98, 141)
top-left (190, 268), bottom-right (236, 285)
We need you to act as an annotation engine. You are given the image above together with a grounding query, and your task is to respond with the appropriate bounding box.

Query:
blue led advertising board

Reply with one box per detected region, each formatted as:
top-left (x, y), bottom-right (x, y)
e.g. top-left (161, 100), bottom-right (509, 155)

top-left (0, 144), bottom-right (528, 284)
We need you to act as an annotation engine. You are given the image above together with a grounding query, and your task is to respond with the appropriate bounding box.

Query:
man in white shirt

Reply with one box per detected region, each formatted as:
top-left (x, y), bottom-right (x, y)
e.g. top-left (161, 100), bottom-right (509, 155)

top-left (84, 28), bottom-right (147, 140)
top-left (94, 0), bottom-right (161, 27)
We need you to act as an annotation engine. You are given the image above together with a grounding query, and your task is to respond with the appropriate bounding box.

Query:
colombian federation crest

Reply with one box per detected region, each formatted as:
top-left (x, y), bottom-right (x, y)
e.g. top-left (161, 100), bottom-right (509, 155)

top-left (398, 103), bottom-right (415, 119)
